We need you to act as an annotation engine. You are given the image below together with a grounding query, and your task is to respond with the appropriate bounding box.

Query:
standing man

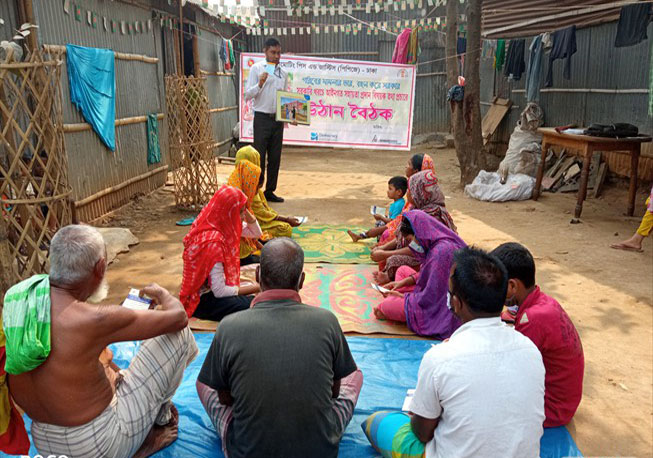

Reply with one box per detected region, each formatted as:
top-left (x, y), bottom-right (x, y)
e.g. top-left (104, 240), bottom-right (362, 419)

top-left (245, 38), bottom-right (287, 203)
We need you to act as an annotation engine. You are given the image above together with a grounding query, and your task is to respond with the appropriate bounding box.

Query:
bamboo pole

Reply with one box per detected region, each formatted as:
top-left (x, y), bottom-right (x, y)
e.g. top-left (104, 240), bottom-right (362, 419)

top-left (200, 70), bottom-right (235, 77)
top-left (192, 33), bottom-right (201, 77)
top-left (208, 106), bottom-right (237, 114)
top-left (63, 113), bottom-right (165, 133)
top-left (42, 44), bottom-right (159, 64)
top-left (179, 0), bottom-right (185, 75)
top-left (74, 165), bottom-right (168, 208)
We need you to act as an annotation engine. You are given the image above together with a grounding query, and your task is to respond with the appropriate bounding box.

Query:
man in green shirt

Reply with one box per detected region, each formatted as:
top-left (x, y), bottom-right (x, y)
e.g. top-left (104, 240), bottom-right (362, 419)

top-left (196, 238), bottom-right (363, 458)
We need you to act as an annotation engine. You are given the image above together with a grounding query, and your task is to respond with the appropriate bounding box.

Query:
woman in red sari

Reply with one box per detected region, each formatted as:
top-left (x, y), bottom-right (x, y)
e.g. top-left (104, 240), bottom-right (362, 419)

top-left (180, 186), bottom-right (261, 321)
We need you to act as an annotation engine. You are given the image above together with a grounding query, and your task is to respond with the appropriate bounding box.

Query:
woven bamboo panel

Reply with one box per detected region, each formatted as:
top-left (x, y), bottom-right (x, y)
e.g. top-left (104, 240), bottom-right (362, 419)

top-left (0, 49), bottom-right (71, 283)
top-left (165, 75), bottom-right (218, 210)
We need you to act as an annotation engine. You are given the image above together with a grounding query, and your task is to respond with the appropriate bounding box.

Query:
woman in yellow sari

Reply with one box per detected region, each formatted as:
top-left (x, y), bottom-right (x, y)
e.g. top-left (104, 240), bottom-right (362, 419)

top-left (230, 146), bottom-right (300, 258)
top-left (226, 157), bottom-right (263, 262)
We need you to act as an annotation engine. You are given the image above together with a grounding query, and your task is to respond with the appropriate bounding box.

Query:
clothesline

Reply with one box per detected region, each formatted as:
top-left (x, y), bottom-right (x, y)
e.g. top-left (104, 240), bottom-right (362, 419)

top-left (342, 12), bottom-right (398, 37)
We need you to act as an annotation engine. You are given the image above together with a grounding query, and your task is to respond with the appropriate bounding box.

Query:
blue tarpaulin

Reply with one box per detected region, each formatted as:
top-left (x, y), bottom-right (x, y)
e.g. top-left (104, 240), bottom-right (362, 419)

top-left (2, 334), bottom-right (582, 457)
top-left (66, 44), bottom-right (116, 151)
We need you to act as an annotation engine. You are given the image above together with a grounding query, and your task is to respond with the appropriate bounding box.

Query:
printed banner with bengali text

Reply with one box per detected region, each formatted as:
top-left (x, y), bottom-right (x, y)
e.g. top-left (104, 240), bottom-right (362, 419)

top-left (239, 53), bottom-right (416, 151)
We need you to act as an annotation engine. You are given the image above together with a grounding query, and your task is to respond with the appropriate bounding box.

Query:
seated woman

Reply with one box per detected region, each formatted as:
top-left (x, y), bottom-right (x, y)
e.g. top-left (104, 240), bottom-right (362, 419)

top-left (375, 153), bottom-right (436, 247)
top-left (374, 210), bottom-right (466, 338)
top-left (234, 146), bottom-right (301, 239)
top-left (372, 168), bottom-right (456, 285)
top-left (227, 157), bottom-right (265, 265)
top-left (179, 186), bottom-right (261, 321)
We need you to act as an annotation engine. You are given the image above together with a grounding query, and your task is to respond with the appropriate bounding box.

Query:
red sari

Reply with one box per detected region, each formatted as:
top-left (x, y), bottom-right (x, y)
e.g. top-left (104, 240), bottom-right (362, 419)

top-left (180, 186), bottom-right (248, 317)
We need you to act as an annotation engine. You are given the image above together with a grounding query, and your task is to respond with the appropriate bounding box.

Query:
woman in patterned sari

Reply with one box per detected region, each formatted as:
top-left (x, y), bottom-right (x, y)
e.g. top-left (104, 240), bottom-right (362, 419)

top-left (372, 168), bottom-right (456, 285)
top-left (377, 153), bottom-right (436, 245)
top-left (234, 146), bottom-right (301, 242)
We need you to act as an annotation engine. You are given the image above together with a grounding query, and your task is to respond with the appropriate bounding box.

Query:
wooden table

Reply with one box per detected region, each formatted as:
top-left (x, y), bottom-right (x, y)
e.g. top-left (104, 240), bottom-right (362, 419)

top-left (533, 128), bottom-right (652, 220)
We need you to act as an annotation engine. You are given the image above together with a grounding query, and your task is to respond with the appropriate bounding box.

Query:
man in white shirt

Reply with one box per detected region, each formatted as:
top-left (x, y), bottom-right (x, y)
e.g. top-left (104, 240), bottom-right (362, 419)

top-left (245, 38), bottom-right (288, 203)
top-left (410, 247), bottom-right (545, 458)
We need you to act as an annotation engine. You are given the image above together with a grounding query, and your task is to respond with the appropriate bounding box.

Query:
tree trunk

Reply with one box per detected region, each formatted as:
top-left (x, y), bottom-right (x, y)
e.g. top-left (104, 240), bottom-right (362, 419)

top-left (446, 0), bottom-right (486, 185)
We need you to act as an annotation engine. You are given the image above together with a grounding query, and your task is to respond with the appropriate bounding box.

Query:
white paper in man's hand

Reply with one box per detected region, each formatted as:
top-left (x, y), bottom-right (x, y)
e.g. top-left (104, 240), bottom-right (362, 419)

top-left (402, 389), bottom-right (416, 412)
top-left (122, 288), bottom-right (153, 311)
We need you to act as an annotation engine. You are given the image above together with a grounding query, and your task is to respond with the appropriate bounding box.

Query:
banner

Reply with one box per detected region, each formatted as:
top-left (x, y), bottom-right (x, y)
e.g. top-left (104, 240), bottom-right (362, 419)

top-left (239, 53), bottom-right (416, 151)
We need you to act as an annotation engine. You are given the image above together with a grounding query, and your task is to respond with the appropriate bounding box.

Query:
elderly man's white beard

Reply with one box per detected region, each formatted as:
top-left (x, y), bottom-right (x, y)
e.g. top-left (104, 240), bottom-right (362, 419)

top-left (87, 277), bottom-right (110, 304)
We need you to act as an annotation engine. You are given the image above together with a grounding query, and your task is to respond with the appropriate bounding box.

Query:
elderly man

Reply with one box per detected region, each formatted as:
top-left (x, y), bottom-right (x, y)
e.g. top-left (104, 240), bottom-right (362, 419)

top-left (4, 225), bottom-right (198, 458)
top-left (196, 237), bottom-right (363, 458)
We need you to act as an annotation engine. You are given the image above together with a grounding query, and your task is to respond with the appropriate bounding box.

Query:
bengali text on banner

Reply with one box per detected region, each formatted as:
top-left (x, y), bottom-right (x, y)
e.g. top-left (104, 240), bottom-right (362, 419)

top-left (239, 53), bottom-right (416, 151)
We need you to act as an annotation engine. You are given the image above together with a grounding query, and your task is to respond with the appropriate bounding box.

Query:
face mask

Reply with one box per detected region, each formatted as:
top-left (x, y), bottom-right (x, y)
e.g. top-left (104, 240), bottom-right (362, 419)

top-left (506, 295), bottom-right (519, 314)
top-left (409, 240), bottom-right (424, 254)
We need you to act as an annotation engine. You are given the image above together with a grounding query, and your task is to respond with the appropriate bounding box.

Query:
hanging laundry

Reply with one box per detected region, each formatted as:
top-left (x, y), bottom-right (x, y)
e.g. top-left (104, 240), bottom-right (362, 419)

top-left (494, 39), bottom-right (506, 70)
top-left (146, 113), bottom-right (161, 165)
top-left (66, 44), bottom-right (116, 151)
top-left (457, 36), bottom-right (467, 54)
top-left (406, 28), bottom-right (420, 65)
top-left (525, 35), bottom-right (544, 102)
top-left (481, 39), bottom-right (497, 59)
top-left (544, 25), bottom-right (576, 87)
top-left (541, 32), bottom-right (553, 51)
top-left (504, 39), bottom-right (525, 81)
top-left (615, 2), bottom-right (652, 48)
top-left (228, 40), bottom-right (235, 69)
top-left (457, 35), bottom-right (466, 75)
top-left (219, 39), bottom-right (227, 66)
top-left (392, 28), bottom-right (412, 64)
top-left (220, 39), bottom-right (234, 71)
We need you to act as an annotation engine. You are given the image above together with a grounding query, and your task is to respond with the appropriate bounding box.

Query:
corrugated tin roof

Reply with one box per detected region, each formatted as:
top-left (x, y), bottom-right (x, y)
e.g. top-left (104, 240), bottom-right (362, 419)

top-left (481, 0), bottom-right (629, 39)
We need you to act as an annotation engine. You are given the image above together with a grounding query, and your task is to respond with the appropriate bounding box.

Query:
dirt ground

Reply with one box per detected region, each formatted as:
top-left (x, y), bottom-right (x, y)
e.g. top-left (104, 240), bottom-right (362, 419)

top-left (101, 144), bottom-right (652, 457)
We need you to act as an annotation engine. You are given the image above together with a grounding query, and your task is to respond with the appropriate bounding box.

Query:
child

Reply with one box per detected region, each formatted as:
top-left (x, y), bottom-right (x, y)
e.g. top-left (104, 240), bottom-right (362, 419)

top-left (348, 176), bottom-right (407, 242)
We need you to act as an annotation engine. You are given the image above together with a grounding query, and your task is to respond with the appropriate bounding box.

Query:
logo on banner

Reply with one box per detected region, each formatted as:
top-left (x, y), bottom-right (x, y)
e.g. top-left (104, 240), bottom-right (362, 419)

top-left (397, 69), bottom-right (409, 78)
top-left (247, 59), bottom-right (255, 67)
top-left (311, 132), bottom-right (318, 141)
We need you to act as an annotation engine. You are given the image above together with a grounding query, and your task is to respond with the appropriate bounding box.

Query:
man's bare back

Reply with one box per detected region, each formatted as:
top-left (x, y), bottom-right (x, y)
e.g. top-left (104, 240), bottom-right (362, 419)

top-left (9, 285), bottom-right (188, 427)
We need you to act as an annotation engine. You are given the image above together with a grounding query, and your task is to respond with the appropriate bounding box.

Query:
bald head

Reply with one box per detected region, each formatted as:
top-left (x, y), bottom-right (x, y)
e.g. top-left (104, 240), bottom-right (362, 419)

top-left (258, 238), bottom-right (304, 291)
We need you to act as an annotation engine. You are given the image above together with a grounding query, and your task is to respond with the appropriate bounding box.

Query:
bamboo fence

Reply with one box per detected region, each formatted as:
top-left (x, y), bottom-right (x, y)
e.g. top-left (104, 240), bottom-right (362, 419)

top-left (165, 75), bottom-right (218, 210)
top-left (0, 49), bottom-right (71, 285)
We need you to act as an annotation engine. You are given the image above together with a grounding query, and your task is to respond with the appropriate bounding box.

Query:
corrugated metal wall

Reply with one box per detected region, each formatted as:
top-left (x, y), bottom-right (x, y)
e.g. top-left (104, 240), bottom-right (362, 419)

top-left (246, 4), bottom-right (451, 134)
top-left (0, 1), bottom-right (19, 42)
top-left (194, 13), bottom-right (242, 153)
top-left (32, 0), bottom-right (169, 214)
top-left (480, 20), bottom-right (653, 178)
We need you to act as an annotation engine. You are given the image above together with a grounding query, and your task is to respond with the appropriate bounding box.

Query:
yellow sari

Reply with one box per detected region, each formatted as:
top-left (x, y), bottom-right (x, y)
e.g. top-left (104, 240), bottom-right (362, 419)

top-left (226, 158), bottom-right (262, 258)
top-left (235, 146), bottom-right (292, 241)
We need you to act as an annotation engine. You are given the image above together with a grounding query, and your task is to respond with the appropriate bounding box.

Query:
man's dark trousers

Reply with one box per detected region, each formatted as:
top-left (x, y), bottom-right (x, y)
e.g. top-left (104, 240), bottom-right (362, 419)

top-left (253, 111), bottom-right (283, 193)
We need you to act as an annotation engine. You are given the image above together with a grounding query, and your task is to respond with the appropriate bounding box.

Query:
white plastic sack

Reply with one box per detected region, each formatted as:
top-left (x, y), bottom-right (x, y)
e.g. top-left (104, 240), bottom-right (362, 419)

top-left (498, 126), bottom-right (542, 181)
top-left (465, 170), bottom-right (536, 202)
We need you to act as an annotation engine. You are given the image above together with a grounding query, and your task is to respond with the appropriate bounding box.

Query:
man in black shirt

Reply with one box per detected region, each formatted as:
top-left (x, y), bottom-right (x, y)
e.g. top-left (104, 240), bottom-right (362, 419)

top-left (196, 238), bottom-right (363, 458)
